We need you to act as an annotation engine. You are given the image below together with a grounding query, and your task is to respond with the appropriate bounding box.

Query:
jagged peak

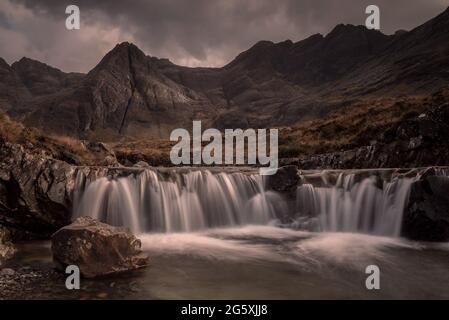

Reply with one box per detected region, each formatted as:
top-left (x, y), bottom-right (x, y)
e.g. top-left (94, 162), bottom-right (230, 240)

top-left (292, 33), bottom-right (324, 48)
top-left (0, 57), bottom-right (10, 68)
top-left (394, 29), bottom-right (408, 36)
top-left (12, 56), bottom-right (64, 73)
top-left (303, 33), bottom-right (324, 41)
top-left (16, 56), bottom-right (37, 63)
top-left (109, 41), bottom-right (146, 57)
top-left (224, 40), bottom-right (276, 68)
top-left (89, 41), bottom-right (149, 76)
top-left (326, 24), bottom-right (378, 38)
top-left (249, 40), bottom-right (275, 50)
top-left (276, 39), bottom-right (294, 47)
top-left (257, 40), bottom-right (274, 45)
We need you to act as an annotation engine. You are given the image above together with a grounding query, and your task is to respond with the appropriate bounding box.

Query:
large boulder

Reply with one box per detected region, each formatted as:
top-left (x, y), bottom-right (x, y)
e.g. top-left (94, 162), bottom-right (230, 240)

top-left (51, 217), bottom-right (149, 278)
top-left (402, 175), bottom-right (449, 241)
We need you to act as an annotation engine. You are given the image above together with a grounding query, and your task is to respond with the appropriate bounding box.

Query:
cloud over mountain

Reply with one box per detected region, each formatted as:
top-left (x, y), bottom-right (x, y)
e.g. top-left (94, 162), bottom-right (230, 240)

top-left (0, 0), bottom-right (447, 72)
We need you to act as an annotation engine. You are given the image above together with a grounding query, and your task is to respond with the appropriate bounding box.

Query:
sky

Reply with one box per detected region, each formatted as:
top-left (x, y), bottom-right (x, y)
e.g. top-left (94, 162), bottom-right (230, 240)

top-left (0, 0), bottom-right (447, 73)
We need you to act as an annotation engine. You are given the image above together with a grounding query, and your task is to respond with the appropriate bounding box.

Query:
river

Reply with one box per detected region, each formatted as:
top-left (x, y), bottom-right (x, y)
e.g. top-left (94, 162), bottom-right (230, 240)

top-left (5, 167), bottom-right (449, 299)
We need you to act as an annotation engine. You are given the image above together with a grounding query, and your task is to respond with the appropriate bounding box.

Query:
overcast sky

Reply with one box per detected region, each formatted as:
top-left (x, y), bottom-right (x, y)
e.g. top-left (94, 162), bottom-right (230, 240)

top-left (0, 0), bottom-right (447, 72)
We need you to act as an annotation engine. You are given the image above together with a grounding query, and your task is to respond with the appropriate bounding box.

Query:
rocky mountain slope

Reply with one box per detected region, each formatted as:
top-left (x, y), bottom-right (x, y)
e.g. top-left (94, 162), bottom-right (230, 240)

top-left (1, 7), bottom-right (449, 140)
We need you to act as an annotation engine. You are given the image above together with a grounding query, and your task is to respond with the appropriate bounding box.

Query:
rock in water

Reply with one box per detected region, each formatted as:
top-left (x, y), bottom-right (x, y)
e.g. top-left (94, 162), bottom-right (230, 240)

top-left (51, 217), bottom-right (149, 278)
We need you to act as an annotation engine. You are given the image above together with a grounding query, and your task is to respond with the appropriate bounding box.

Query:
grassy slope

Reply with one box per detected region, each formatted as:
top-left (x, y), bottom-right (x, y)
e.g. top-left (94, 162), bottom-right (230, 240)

top-left (2, 88), bottom-right (448, 166)
top-left (0, 113), bottom-right (109, 165)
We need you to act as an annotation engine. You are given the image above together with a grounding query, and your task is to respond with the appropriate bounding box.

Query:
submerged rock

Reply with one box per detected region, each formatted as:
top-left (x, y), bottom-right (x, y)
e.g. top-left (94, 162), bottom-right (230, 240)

top-left (51, 217), bottom-right (149, 278)
top-left (402, 175), bottom-right (449, 241)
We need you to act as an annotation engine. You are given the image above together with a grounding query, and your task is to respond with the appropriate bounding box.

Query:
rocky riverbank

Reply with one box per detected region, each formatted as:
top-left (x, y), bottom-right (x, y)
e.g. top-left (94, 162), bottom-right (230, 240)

top-left (281, 103), bottom-right (449, 170)
top-left (0, 216), bottom-right (150, 299)
top-left (1, 136), bottom-right (449, 244)
top-left (0, 265), bottom-right (62, 300)
top-left (0, 141), bottom-right (77, 239)
top-left (0, 242), bottom-right (145, 300)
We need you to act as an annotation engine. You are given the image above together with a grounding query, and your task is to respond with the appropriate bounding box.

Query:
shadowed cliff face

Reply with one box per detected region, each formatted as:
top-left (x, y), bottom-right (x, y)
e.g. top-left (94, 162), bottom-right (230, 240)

top-left (0, 58), bottom-right (31, 113)
top-left (1, 7), bottom-right (449, 139)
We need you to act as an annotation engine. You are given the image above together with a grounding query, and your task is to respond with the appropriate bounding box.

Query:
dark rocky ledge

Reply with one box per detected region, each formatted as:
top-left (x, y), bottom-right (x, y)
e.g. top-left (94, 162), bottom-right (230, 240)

top-left (281, 103), bottom-right (449, 170)
top-left (0, 142), bottom-right (76, 239)
top-left (402, 174), bottom-right (449, 241)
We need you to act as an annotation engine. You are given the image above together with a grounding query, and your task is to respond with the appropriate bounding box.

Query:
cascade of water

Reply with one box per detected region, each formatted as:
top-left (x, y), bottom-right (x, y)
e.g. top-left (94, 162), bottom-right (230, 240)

top-left (295, 174), bottom-right (415, 236)
top-left (73, 167), bottom-right (448, 237)
top-left (74, 169), bottom-right (282, 233)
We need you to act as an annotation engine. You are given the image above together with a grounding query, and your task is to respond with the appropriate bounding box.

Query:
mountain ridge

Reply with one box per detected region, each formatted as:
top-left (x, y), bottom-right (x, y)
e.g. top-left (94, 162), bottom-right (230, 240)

top-left (1, 6), bottom-right (448, 139)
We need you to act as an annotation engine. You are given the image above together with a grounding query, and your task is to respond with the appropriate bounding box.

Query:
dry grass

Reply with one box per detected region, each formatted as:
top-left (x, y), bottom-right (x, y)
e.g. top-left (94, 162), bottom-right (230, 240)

top-left (278, 95), bottom-right (432, 157)
top-left (110, 95), bottom-right (435, 164)
top-left (111, 139), bottom-right (174, 166)
top-left (2, 89), bottom-right (446, 166)
top-left (0, 113), bottom-right (98, 165)
top-left (0, 113), bottom-right (35, 144)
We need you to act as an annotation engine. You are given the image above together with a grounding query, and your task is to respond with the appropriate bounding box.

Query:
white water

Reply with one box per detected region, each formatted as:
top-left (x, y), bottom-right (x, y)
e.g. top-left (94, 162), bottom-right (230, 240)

top-left (74, 169), bottom-right (283, 233)
top-left (294, 173), bottom-right (415, 236)
top-left (73, 167), bottom-right (442, 237)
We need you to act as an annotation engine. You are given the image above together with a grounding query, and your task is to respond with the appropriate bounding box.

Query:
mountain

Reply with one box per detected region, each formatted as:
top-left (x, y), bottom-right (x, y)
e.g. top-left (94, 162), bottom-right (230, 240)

top-left (11, 57), bottom-right (84, 97)
top-left (0, 58), bottom-right (31, 113)
top-left (1, 7), bottom-right (449, 139)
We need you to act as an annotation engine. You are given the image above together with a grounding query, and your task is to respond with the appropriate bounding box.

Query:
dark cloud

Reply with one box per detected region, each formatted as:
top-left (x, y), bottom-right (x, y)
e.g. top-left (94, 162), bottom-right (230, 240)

top-left (0, 0), bottom-right (447, 72)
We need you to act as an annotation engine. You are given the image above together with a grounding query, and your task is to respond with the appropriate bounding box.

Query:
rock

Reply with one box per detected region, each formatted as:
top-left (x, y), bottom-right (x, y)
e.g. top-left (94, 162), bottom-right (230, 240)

top-left (0, 142), bottom-right (76, 237)
top-left (286, 103), bottom-right (449, 170)
top-left (0, 265), bottom-right (61, 300)
top-left (402, 175), bottom-right (449, 241)
top-left (267, 165), bottom-right (300, 192)
top-left (0, 244), bottom-right (15, 264)
top-left (133, 161), bottom-right (150, 168)
top-left (51, 217), bottom-right (149, 278)
top-left (295, 136), bottom-right (449, 170)
top-left (0, 268), bottom-right (15, 276)
top-left (0, 227), bottom-right (16, 264)
top-left (83, 142), bottom-right (119, 166)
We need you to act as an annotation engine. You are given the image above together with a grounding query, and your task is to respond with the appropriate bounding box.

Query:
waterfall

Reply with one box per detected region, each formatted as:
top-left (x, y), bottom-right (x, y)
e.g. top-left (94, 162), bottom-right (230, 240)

top-left (73, 167), bottom-right (447, 237)
top-left (294, 174), bottom-right (415, 236)
top-left (73, 169), bottom-right (283, 233)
